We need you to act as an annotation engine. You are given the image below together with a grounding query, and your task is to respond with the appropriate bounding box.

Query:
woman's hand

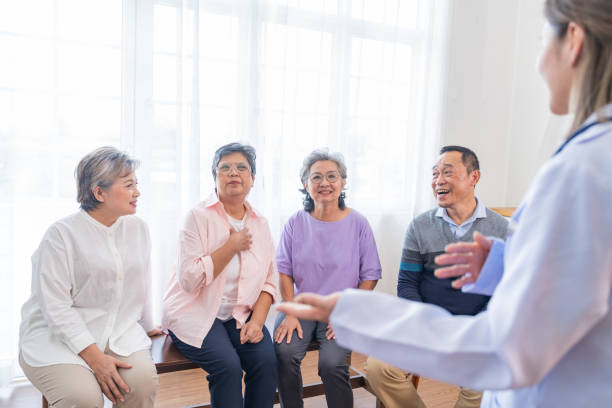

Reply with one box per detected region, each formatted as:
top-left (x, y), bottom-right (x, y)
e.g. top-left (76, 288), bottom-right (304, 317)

top-left (240, 320), bottom-right (264, 344)
top-left (274, 315), bottom-right (303, 344)
top-left (79, 344), bottom-right (131, 404)
top-left (276, 292), bottom-right (340, 323)
top-left (434, 231), bottom-right (493, 288)
top-left (146, 325), bottom-right (163, 337)
top-left (325, 324), bottom-right (336, 340)
top-left (229, 227), bottom-right (252, 252)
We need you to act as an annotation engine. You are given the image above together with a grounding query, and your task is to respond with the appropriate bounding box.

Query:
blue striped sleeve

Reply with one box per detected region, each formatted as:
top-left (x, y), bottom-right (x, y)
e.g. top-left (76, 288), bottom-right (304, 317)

top-left (400, 262), bottom-right (423, 272)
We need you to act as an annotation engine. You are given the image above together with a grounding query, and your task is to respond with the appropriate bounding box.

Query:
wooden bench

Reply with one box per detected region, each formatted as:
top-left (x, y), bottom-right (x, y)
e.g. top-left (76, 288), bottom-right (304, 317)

top-left (148, 334), bottom-right (417, 407)
top-left (149, 333), bottom-right (375, 407)
top-left (43, 334), bottom-right (407, 407)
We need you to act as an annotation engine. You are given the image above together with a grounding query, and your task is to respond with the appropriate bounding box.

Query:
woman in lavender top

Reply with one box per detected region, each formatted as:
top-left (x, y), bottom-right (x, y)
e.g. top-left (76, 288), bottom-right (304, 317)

top-left (274, 148), bottom-right (382, 408)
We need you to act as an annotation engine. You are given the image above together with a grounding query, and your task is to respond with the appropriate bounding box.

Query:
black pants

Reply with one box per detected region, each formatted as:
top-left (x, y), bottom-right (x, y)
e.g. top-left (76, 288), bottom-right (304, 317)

top-left (169, 317), bottom-right (277, 408)
top-left (274, 312), bottom-right (353, 408)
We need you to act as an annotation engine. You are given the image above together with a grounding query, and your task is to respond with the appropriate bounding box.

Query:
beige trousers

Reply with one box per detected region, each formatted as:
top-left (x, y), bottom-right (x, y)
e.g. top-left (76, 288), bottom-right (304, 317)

top-left (365, 357), bottom-right (482, 408)
top-left (20, 348), bottom-right (158, 408)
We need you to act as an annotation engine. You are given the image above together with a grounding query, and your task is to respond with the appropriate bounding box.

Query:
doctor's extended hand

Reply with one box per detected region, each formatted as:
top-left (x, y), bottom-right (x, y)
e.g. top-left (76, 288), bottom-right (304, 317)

top-left (434, 231), bottom-right (493, 289)
top-left (276, 292), bottom-right (340, 324)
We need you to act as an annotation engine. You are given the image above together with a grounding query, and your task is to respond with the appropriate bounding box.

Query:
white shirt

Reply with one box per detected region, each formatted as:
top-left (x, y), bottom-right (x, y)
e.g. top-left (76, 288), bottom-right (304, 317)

top-left (330, 106), bottom-right (612, 407)
top-left (435, 198), bottom-right (487, 238)
top-left (19, 210), bottom-right (155, 368)
top-left (216, 214), bottom-right (246, 321)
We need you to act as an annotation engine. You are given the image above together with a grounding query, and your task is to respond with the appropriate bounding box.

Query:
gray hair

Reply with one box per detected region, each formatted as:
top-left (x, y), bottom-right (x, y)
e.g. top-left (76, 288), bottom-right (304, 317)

top-left (299, 148), bottom-right (348, 212)
top-left (75, 146), bottom-right (139, 211)
top-left (299, 148), bottom-right (348, 186)
top-left (211, 142), bottom-right (256, 180)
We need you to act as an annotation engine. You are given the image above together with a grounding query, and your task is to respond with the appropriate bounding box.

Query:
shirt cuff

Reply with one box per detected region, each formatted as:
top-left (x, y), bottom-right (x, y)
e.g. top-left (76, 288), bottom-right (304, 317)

top-left (68, 331), bottom-right (97, 355)
top-left (139, 314), bottom-right (155, 333)
top-left (262, 283), bottom-right (278, 303)
top-left (462, 238), bottom-right (505, 296)
top-left (201, 255), bottom-right (215, 286)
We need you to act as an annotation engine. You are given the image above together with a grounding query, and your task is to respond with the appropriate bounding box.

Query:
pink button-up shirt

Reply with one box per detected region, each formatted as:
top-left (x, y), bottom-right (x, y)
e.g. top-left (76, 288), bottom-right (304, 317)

top-left (162, 194), bottom-right (278, 348)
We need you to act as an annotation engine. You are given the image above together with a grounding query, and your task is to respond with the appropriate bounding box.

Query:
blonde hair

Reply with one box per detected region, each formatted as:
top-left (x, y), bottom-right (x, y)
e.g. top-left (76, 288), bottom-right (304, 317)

top-left (544, 0), bottom-right (612, 135)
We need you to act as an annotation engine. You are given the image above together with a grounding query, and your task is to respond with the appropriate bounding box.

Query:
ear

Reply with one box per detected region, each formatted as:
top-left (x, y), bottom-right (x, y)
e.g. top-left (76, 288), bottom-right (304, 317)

top-left (92, 186), bottom-right (105, 203)
top-left (566, 22), bottom-right (585, 67)
top-left (470, 169), bottom-right (481, 186)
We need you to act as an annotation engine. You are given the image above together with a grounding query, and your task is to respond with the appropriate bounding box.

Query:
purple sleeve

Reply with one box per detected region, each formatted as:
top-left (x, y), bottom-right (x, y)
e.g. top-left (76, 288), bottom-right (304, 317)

top-left (358, 217), bottom-right (382, 281)
top-left (275, 216), bottom-right (294, 277)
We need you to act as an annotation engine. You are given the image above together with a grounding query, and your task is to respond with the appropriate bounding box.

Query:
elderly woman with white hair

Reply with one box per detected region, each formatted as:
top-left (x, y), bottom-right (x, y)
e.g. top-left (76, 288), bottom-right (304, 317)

top-left (274, 148), bottom-right (382, 408)
top-left (19, 146), bottom-right (159, 408)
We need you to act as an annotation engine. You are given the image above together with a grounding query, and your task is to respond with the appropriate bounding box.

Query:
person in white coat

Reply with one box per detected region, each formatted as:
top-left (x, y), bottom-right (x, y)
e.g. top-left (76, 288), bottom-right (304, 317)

top-left (277, 0), bottom-right (612, 407)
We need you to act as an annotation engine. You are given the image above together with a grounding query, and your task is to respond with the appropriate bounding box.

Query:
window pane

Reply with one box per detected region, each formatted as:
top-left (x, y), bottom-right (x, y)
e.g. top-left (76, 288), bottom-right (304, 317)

top-left (351, 0), bottom-right (417, 28)
top-left (58, 0), bottom-right (122, 46)
top-left (154, 4), bottom-right (177, 54)
top-left (0, 0), bottom-right (54, 36)
top-left (57, 44), bottom-right (121, 97)
top-left (270, 0), bottom-right (338, 15)
top-left (0, 37), bottom-right (55, 91)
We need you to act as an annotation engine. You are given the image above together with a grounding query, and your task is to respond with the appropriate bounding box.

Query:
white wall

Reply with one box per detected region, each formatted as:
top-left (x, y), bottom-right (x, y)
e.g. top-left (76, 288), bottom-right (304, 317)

top-left (441, 0), bottom-right (570, 207)
top-left (370, 0), bottom-right (575, 296)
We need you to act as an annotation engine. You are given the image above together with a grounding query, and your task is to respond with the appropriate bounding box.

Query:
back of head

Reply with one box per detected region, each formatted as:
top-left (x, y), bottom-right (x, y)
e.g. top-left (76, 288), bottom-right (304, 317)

top-left (544, 0), bottom-right (612, 133)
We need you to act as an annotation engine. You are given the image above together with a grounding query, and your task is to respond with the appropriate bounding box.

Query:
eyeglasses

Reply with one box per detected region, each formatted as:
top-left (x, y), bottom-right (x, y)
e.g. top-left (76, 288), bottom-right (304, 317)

top-left (217, 163), bottom-right (250, 174)
top-left (309, 171), bottom-right (340, 184)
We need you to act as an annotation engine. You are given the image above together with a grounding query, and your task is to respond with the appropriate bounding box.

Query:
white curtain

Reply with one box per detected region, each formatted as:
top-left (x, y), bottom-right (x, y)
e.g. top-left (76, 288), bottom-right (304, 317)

top-left (0, 0), bottom-right (448, 389)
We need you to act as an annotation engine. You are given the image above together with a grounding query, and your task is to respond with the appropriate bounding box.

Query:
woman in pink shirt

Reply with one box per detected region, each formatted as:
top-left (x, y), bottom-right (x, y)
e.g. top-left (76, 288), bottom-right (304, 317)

top-left (162, 143), bottom-right (278, 408)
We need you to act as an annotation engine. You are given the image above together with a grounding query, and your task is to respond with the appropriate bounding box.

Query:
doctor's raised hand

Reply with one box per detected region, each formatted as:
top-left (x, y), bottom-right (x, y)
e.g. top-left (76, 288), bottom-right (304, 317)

top-left (433, 230), bottom-right (494, 289)
top-left (276, 292), bottom-right (341, 324)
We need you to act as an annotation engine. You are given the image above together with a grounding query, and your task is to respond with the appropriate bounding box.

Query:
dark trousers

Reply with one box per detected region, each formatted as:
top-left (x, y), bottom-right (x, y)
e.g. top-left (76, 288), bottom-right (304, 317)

top-left (274, 313), bottom-right (353, 408)
top-left (169, 317), bottom-right (277, 408)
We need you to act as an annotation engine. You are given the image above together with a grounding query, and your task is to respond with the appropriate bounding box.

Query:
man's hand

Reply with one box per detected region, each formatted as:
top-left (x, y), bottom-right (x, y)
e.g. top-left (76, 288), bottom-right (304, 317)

top-left (434, 231), bottom-right (493, 289)
top-left (276, 292), bottom-right (340, 323)
top-left (79, 344), bottom-right (131, 404)
top-left (273, 315), bottom-right (303, 344)
top-left (240, 320), bottom-right (264, 344)
top-left (229, 227), bottom-right (252, 252)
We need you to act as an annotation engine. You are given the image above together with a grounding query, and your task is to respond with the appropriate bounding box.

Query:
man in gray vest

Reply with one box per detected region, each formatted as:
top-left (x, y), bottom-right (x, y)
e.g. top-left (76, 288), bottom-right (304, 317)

top-left (365, 146), bottom-right (508, 408)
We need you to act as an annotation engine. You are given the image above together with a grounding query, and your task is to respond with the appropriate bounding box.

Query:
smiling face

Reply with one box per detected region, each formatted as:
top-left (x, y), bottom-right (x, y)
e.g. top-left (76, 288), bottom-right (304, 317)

top-left (215, 152), bottom-right (254, 202)
top-left (431, 151), bottom-right (479, 209)
top-left (305, 160), bottom-right (345, 208)
top-left (94, 172), bottom-right (140, 217)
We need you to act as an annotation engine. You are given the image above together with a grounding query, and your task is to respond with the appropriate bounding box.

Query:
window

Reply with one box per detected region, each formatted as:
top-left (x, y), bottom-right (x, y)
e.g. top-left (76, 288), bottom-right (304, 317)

top-left (0, 0), bottom-right (448, 385)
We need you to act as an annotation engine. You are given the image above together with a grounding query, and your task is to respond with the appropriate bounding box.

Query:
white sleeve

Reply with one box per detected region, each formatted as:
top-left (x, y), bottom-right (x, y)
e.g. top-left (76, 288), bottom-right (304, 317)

top-left (138, 224), bottom-right (155, 333)
top-left (462, 238), bottom-right (505, 296)
top-left (331, 157), bottom-right (612, 390)
top-left (35, 228), bottom-right (96, 354)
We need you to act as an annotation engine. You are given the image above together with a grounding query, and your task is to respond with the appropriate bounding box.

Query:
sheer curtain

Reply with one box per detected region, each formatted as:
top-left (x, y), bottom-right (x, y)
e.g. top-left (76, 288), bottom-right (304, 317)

top-left (0, 0), bottom-right (448, 389)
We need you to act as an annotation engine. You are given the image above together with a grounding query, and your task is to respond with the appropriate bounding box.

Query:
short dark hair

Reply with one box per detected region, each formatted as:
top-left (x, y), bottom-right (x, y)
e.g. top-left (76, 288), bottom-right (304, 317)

top-left (439, 145), bottom-right (480, 173)
top-left (211, 142), bottom-right (256, 180)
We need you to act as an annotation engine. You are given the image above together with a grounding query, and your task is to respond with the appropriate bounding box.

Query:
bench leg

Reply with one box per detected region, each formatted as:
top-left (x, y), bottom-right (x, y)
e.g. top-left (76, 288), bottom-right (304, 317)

top-left (412, 374), bottom-right (421, 389)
